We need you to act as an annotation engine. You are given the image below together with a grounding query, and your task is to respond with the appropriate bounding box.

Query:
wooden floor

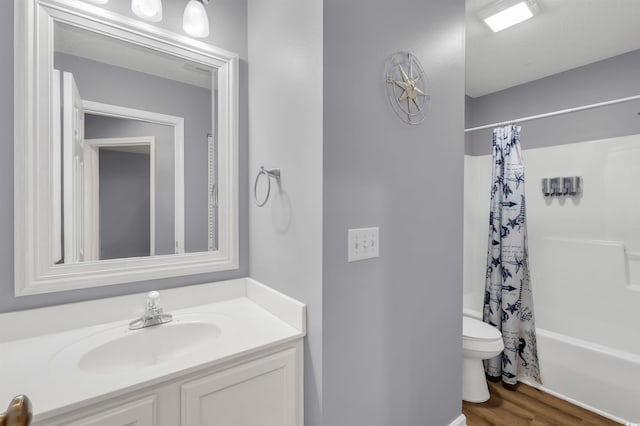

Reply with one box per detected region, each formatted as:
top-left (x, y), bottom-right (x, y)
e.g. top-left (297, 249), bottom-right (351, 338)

top-left (463, 381), bottom-right (619, 426)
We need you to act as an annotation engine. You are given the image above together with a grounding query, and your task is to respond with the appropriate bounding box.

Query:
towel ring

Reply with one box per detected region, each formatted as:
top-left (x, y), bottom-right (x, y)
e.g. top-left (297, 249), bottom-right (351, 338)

top-left (254, 166), bottom-right (281, 207)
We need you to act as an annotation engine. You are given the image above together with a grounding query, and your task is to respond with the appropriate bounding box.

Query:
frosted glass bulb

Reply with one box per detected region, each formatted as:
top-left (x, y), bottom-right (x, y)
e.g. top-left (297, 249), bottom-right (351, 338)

top-left (131, 0), bottom-right (163, 22)
top-left (183, 0), bottom-right (210, 38)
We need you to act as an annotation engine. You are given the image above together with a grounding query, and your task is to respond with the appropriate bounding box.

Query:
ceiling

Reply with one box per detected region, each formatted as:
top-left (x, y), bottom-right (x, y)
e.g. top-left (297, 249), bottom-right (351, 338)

top-left (55, 22), bottom-right (215, 90)
top-left (466, 0), bottom-right (640, 98)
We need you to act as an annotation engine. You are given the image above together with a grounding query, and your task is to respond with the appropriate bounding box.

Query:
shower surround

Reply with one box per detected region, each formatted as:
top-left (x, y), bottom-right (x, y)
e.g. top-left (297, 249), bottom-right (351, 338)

top-left (464, 133), bottom-right (640, 424)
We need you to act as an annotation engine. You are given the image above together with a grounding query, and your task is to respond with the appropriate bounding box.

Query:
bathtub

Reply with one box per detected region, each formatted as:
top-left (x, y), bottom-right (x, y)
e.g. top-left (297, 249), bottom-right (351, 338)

top-left (463, 307), bottom-right (640, 424)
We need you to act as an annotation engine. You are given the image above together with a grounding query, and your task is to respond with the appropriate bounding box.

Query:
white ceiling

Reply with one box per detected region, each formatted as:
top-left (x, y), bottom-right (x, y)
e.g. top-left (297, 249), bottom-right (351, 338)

top-left (55, 22), bottom-right (215, 90)
top-left (466, 0), bottom-right (640, 98)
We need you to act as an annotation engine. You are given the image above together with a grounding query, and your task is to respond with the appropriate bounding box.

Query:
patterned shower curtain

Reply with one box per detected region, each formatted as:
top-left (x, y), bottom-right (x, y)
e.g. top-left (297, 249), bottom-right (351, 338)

top-left (483, 125), bottom-right (541, 386)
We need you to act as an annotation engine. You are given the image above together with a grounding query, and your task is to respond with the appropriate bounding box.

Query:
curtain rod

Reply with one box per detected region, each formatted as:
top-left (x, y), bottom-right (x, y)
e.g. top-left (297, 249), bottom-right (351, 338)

top-left (464, 94), bottom-right (640, 133)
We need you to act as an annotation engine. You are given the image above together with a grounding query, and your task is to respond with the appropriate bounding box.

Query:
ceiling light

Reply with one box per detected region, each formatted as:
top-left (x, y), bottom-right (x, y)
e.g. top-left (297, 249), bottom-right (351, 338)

top-left (85, 0), bottom-right (109, 4)
top-left (131, 0), bottom-right (163, 23)
top-left (479, 0), bottom-right (539, 33)
top-left (183, 0), bottom-right (210, 38)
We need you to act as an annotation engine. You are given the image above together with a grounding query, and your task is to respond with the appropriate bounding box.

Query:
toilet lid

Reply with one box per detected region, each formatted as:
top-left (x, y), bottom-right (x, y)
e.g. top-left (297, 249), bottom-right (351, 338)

top-left (463, 317), bottom-right (502, 341)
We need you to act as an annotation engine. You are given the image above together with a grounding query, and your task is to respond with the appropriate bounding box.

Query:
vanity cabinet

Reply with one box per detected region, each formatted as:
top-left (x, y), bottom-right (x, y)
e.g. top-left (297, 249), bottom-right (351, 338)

top-left (1, 279), bottom-right (306, 426)
top-left (181, 348), bottom-right (298, 426)
top-left (40, 343), bottom-right (303, 426)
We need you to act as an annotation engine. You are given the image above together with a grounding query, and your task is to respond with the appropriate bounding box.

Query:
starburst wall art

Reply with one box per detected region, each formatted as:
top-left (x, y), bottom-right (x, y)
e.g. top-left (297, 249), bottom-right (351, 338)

top-left (385, 52), bottom-right (431, 125)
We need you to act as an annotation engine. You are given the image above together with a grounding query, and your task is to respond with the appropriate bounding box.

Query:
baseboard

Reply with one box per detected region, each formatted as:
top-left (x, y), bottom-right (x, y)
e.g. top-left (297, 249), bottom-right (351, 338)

top-left (520, 379), bottom-right (628, 425)
top-left (448, 414), bottom-right (467, 426)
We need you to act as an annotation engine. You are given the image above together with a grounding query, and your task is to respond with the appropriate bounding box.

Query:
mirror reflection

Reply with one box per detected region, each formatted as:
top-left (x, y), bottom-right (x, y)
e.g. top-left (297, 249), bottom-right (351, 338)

top-left (53, 22), bottom-right (218, 264)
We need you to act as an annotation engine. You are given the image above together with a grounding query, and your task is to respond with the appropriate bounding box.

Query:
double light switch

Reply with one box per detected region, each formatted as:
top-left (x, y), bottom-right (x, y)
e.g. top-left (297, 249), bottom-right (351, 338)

top-left (347, 227), bottom-right (380, 262)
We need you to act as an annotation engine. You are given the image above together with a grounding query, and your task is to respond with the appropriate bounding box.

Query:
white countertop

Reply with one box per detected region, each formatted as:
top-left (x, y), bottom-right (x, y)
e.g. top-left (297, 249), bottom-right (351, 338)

top-left (0, 278), bottom-right (306, 422)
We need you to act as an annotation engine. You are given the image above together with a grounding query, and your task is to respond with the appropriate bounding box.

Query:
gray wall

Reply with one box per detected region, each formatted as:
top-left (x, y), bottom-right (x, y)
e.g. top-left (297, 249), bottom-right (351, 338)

top-left (5, 3), bottom-right (468, 425)
top-left (323, 0), bottom-right (465, 425)
top-left (466, 49), bottom-right (640, 156)
top-left (0, 0), bottom-right (248, 312)
top-left (247, 1), bottom-right (323, 425)
top-left (85, 114), bottom-right (176, 256)
top-left (99, 150), bottom-right (151, 260)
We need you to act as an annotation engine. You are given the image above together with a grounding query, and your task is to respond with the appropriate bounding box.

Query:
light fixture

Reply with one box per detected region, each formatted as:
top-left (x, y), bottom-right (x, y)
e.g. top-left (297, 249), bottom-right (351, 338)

top-left (479, 0), bottom-right (539, 33)
top-left (131, 0), bottom-right (163, 23)
top-left (129, 0), bottom-right (211, 39)
top-left (183, 0), bottom-right (210, 38)
top-left (85, 0), bottom-right (109, 4)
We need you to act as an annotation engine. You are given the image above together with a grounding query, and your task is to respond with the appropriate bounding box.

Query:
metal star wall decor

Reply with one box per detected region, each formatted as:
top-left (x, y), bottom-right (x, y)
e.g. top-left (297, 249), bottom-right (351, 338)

top-left (385, 52), bottom-right (431, 125)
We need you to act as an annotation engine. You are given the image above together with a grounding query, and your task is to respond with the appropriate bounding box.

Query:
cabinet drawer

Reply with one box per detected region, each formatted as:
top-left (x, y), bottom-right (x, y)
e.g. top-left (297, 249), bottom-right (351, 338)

top-left (65, 395), bottom-right (156, 426)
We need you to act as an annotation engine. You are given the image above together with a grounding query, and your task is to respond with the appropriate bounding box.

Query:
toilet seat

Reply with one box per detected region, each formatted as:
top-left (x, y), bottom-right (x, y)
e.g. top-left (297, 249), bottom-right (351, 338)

top-left (463, 317), bottom-right (501, 341)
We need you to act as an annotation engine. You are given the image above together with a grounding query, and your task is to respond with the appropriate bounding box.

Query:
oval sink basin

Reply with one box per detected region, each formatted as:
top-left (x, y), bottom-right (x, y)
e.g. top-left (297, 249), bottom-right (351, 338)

top-left (77, 321), bottom-right (221, 373)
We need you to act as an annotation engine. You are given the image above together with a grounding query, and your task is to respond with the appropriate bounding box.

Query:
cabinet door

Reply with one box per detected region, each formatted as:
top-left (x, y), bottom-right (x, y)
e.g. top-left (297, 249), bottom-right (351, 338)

top-left (181, 348), bottom-right (298, 426)
top-left (65, 395), bottom-right (156, 426)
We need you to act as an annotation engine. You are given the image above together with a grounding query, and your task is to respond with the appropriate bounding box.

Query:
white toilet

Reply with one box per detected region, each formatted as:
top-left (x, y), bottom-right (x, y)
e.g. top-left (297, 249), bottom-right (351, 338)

top-left (462, 316), bottom-right (504, 403)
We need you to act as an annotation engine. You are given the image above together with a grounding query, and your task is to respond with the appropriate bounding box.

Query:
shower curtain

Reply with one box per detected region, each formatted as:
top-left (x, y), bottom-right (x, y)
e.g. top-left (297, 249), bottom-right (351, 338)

top-left (483, 125), bottom-right (541, 386)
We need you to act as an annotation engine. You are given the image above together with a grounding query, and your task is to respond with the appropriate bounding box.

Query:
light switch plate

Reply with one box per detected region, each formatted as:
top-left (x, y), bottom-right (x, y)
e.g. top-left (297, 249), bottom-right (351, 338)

top-left (348, 227), bottom-right (379, 262)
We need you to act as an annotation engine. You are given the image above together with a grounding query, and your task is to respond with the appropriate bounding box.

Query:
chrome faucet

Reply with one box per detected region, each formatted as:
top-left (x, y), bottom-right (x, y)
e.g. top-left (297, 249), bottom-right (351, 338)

top-left (129, 291), bottom-right (173, 330)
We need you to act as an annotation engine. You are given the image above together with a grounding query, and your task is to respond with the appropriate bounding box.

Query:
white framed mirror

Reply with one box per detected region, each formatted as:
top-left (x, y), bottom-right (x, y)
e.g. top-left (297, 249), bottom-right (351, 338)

top-left (14, 0), bottom-right (239, 296)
